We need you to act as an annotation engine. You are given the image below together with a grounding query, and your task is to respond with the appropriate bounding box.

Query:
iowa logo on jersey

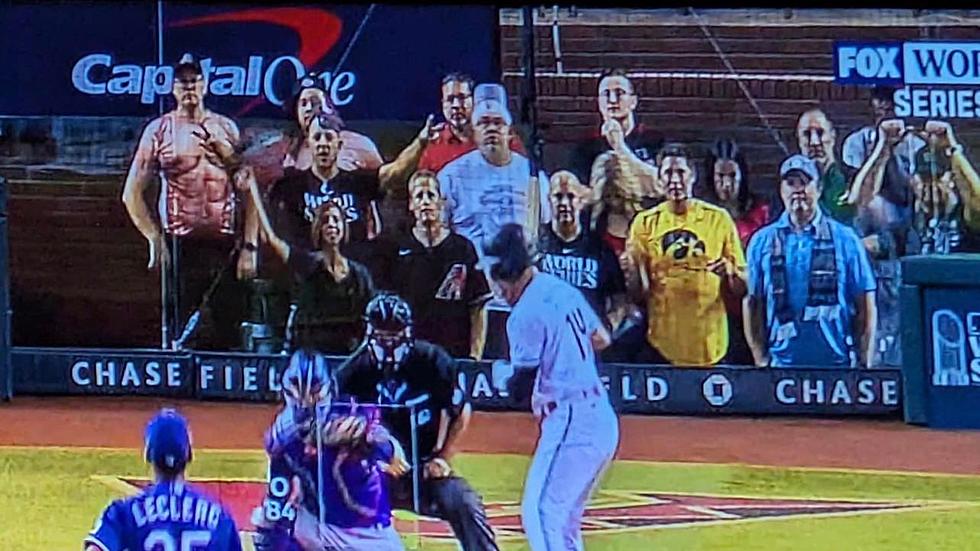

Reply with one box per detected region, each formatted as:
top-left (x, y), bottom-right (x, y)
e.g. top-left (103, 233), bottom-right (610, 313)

top-left (662, 229), bottom-right (706, 262)
top-left (435, 264), bottom-right (467, 301)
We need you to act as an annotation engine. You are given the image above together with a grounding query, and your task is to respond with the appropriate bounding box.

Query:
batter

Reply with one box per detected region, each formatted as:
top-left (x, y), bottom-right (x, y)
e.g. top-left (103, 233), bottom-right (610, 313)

top-left (488, 224), bottom-right (620, 551)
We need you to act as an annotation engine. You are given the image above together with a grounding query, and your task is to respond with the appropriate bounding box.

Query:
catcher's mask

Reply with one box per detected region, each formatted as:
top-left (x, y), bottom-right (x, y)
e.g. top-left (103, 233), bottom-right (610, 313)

top-left (282, 349), bottom-right (334, 409)
top-left (363, 293), bottom-right (414, 371)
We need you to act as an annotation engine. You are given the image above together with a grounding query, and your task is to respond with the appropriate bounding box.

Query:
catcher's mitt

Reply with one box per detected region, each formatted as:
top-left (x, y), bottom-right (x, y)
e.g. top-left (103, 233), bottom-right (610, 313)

top-left (323, 415), bottom-right (368, 446)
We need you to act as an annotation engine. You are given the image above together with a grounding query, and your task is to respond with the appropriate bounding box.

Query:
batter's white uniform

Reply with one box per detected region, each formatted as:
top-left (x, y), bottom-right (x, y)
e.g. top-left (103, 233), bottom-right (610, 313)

top-left (507, 271), bottom-right (620, 551)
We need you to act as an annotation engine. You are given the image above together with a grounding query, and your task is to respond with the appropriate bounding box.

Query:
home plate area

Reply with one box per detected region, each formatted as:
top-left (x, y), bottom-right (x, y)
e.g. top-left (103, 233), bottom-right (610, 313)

top-left (111, 477), bottom-right (926, 541)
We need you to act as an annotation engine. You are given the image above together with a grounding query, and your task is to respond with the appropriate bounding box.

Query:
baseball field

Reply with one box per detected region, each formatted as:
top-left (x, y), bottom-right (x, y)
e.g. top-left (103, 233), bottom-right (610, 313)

top-left (2, 397), bottom-right (979, 550)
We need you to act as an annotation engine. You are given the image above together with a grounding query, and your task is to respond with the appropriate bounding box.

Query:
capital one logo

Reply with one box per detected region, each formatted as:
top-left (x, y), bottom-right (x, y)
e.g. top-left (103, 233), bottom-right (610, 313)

top-left (834, 42), bottom-right (904, 85)
top-left (71, 7), bottom-right (356, 114)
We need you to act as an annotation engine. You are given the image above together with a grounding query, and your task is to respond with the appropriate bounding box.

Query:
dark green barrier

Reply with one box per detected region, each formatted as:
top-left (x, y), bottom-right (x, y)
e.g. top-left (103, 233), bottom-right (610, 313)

top-left (901, 254), bottom-right (980, 429)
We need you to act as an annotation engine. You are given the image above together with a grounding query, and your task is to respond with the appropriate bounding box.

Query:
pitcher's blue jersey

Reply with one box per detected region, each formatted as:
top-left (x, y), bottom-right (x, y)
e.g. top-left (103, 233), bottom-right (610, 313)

top-left (84, 480), bottom-right (241, 551)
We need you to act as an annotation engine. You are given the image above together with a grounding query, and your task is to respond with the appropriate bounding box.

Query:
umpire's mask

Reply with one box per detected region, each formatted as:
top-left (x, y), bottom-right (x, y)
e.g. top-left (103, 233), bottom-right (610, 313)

top-left (363, 293), bottom-right (414, 372)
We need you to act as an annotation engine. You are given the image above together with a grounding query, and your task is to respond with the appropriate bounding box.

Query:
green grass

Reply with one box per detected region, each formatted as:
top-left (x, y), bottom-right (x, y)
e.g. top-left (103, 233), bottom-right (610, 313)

top-left (2, 447), bottom-right (979, 550)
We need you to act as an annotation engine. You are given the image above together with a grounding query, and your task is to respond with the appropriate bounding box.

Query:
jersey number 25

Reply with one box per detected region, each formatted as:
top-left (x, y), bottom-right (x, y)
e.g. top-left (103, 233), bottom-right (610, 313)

top-left (144, 530), bottom-right (211, 551)
top-left (565, 308), bottom-right (589, 361)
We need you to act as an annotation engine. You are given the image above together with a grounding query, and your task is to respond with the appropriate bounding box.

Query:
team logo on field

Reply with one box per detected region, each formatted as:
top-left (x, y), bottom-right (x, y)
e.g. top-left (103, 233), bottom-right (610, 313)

top-left (101, 477), bottom-right (928, 542)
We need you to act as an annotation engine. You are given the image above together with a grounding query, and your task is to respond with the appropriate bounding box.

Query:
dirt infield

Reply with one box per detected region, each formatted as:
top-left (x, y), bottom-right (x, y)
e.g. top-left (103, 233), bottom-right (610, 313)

top-left (2, 396), bottom-right (979, 475)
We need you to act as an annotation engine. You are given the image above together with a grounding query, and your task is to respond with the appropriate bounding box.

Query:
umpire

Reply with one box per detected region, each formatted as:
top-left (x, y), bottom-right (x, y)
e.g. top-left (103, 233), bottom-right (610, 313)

top-left (335, 293), bottom-right (499, 551)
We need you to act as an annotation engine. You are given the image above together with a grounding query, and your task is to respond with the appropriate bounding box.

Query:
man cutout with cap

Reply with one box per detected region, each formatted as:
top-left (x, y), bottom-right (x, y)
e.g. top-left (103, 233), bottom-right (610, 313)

top-left (744, 154), bottom-right (878, 368)
top-left (418, 72), bottom-right (527, 173)
top-left (84, 408), bottom-right (242, 550)
top-left (122, 53), bottom-right (258, 350)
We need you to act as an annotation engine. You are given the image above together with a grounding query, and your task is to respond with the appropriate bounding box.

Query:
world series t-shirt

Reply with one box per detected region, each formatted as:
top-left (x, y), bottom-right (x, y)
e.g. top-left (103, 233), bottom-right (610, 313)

top-left (393, 232), bottom-right (492, 358)
top-left (536, 225), bottom-right (625, 323)
top-left (269, 168), bottom-right (385, 250)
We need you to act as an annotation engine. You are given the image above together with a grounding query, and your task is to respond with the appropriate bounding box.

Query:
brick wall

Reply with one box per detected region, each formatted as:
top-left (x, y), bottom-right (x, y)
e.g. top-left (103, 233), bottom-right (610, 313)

top-left (1, 118), bottom-right (418, 347)
top-left (499, 9), bottom-right (980, 194)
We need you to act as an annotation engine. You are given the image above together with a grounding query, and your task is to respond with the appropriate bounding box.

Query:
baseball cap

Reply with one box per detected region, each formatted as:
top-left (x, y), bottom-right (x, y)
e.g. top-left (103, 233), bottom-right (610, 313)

top-left (174, 53), bottom-right (203, 77)
top-left (471, 83), bottom-right (513, 126)
top-left (779, 154), bottom-right (820, 182)
top-left (286, 73), bottom-right (344, 127)
top-left (144, 408), bottom-right (193, 471)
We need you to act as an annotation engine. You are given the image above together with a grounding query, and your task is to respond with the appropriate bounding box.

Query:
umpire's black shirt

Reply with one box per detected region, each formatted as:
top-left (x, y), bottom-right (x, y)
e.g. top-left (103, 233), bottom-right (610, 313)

top-left (335, 340), bottom-right (465, 462)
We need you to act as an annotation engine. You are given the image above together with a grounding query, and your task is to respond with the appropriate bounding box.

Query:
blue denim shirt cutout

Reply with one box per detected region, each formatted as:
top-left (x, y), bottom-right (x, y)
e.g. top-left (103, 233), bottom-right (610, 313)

top-left (746, 209), bottom-right (877, 367)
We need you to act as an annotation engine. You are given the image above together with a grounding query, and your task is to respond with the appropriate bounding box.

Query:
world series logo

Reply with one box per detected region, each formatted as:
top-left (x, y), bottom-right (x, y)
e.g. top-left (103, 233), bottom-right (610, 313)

top-left (834, 40), bottom-right (980, 119)
top-left (930, 309), bottom-right (980, 387)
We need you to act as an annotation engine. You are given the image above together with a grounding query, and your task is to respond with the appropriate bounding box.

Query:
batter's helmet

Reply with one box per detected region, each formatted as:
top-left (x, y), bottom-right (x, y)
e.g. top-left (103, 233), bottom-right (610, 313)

top-left (363, 293), bottom-right (414, 370)
top-left (282, 349), bottom-right (334, 408)
top-left (144, 408), bottom-right (193, 474)
top-left (485, 223), bottom-right (534, 283)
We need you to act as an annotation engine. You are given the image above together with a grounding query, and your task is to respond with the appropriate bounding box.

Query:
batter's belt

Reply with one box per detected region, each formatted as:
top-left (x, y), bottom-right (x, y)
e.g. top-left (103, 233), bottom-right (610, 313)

top-left (542, 383), bottom-right (606, 416)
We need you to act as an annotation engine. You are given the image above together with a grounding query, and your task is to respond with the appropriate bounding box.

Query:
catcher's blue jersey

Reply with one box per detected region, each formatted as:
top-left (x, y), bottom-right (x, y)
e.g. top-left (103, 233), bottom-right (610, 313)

top-left (84, 480), bottom-right (241, 550)
top-left (261, 398), bottom-right (395, 529)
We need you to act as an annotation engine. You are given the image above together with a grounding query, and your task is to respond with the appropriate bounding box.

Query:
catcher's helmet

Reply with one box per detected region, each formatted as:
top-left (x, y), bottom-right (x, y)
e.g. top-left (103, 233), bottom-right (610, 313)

top-left (363, 293), bottom-right (414, 369)
top-left (145, 408), bottom-right (192, 474)
top-left (282, 349), bottom-right (334, 408)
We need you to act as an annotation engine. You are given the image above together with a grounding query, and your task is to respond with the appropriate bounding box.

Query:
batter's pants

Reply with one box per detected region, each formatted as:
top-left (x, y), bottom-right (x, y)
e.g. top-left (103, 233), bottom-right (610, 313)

top-left (387, 474), bottom-right (499, 551)
top-left (522, 394), bottom-right (620, 551)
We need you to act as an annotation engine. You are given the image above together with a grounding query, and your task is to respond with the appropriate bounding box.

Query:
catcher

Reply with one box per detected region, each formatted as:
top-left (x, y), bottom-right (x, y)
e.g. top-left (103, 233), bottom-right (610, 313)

top-left (252, 349), bottom-right (409, 551)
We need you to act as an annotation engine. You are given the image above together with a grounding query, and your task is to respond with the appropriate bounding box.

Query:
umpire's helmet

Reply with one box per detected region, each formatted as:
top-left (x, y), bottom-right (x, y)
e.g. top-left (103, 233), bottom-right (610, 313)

top-left (363, 293), bottom-right (414, 370)
top-left (282, 349), bottom-right (334, 409)
top-left (145, 408), bottom-right (193, 475)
